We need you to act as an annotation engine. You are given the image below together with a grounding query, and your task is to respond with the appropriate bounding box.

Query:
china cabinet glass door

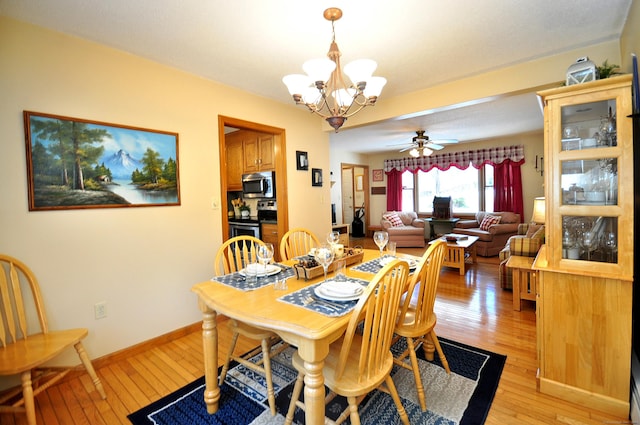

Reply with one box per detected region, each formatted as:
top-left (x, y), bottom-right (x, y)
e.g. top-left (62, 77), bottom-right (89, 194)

top-left (542, 75), bottom-right (632, 278)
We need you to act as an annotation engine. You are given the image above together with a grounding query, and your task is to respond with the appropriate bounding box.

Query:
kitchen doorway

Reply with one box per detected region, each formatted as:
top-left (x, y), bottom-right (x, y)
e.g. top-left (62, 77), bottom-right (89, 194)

top-left (218, 116), bottom-right (288, 241)
top-left (341, 163), bottom-right (369, 237)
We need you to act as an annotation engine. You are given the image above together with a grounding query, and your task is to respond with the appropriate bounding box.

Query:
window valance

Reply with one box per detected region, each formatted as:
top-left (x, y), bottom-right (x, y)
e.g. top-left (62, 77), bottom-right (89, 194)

top-left (383, 145), bottom-right (525, 173)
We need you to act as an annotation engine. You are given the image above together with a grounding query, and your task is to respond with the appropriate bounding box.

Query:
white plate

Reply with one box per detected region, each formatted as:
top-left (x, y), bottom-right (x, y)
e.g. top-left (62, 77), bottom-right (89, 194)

top-left (314, 285), bottom-right (362, 302)
top-left (379, 257), bottom-right (417, 269)
top-left (239, 264), bottom-right (281, 277)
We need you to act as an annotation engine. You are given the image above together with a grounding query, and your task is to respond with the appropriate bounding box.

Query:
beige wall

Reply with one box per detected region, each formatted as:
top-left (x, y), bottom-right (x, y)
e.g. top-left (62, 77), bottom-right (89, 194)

top-left (620, 0), bottom-right (640, 73)
top-left (0, 17), bottom-right (330, 368)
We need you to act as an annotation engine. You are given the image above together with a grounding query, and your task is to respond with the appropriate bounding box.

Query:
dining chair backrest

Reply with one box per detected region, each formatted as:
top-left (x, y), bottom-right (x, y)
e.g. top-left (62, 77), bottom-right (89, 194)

top-left (0, 254), bottom-right (47, 347)
top-left (214, 236), bottom-right (265, 275)
top-left (397, 239), bottom-right (447, 331)
top-left (279, 228), bottom-right (321, 261)
top-left (334, 259), bottom-right (410, 381)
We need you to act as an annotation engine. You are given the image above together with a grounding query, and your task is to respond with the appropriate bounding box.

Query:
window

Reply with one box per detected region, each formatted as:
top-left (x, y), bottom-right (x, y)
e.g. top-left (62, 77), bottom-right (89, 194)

top-left (401, 171), bottom-right (415, 211)
top-left (405, 163), bottom-right (494, 213)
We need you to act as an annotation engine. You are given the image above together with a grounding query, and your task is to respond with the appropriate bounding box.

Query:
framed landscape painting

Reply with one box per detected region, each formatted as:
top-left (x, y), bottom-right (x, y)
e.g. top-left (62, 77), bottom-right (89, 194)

top-left (24, 111), bottom-right (180, 211)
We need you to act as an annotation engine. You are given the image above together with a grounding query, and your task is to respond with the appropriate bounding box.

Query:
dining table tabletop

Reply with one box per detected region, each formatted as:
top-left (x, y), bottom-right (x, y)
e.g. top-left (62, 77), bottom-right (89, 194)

top-left (191, 247), bottom-right (419, 424)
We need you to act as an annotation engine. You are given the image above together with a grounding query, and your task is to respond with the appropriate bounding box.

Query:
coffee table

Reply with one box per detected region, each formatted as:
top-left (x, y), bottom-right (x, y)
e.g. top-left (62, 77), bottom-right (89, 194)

top-left (430, 235), bottom-right (479, 275)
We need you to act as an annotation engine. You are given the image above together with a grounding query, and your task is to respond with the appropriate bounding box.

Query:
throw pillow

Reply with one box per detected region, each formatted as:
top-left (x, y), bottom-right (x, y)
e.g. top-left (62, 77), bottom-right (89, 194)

top-left (479, 215), bottom-right (501, 231)
top-left (383, 212), bottom-right (403, 227)
top-left (525, 223), bottom-right (543, 238)
top-left (531, 225), bottom-right (545, 242)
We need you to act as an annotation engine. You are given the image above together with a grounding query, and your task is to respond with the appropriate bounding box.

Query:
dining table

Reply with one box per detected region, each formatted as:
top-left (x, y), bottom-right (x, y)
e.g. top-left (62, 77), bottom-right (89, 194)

top-left (191, 248), bottom-right (419, 425)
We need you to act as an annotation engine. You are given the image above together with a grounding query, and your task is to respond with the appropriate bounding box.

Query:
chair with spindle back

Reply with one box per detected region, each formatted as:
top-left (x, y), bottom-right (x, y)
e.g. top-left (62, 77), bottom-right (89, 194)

top-left (279, 227), bottom-right (321, 261)
top-left (0, 254), bottom-right (106, 425)
top-left (285, 259), bottom-right (411, 425)
top-left (214, 236), bottom-right (287, 416)
top-left (392, 238), bottom-right (449, 411)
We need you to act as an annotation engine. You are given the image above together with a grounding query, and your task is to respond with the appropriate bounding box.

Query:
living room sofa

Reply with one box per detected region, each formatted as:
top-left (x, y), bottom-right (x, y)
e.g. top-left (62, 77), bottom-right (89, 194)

top-left (498, 223), bottom-right (545, 289)
top-left (452, 211), bottom-right (521, 256)
top-left (380, 211), bottom-right (426, 248)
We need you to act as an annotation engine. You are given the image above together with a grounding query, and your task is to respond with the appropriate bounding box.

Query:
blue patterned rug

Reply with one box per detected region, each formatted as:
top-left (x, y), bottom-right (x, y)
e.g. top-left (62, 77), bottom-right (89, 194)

top-left (128, 337), bottom-right (505, 425)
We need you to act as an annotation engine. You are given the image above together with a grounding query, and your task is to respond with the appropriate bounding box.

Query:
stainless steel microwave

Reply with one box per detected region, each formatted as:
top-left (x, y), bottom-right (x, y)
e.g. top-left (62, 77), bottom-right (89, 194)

top-left (242, 171), bottom-right (275, 198)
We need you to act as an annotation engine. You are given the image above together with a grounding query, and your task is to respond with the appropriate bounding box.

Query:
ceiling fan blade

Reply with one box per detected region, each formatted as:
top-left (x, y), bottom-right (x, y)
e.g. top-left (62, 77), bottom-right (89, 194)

top-left (428, 143), bottom-right (444, 150)
top-left (398, 146), bottom-right (414, 152)
top-left (431, 138), bottom-right (458, 144)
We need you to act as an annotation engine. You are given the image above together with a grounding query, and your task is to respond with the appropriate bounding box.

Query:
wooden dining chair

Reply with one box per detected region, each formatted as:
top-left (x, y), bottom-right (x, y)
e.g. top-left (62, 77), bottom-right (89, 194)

top-left (214, 236), bottom-right (287, 416)
top-left (279, 227), bottom-right (321, 261)
top-left (285, 259), bottom-right (411, 425)
top-left (392, 239), bottom-right (449, 411)
top-left (0, 254), bottom-right (106, 425)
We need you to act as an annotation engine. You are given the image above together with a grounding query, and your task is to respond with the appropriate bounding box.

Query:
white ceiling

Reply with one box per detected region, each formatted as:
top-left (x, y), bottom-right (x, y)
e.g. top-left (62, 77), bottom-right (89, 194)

top-left (0, 0), bottom-right (632, 153)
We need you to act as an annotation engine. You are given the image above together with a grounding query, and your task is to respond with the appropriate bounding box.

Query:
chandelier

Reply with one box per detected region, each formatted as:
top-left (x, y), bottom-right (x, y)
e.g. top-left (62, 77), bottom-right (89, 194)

top-left (282, 7), bottom-right (387, 132)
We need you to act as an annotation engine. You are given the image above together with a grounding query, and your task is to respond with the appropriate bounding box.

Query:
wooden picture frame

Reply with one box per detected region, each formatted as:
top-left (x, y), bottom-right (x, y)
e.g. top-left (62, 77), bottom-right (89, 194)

top-left (312, 168), bottom-right (323, 186)
top-left (372, 169), bottom-right (384, 182)
top-left (24, 111), bottom-right (180, 211)
top-left (296, 150), bottom-right (309, 170)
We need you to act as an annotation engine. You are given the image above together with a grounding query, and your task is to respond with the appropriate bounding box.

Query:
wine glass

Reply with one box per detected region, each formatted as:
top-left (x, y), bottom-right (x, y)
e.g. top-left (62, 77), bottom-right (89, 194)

top-left (256, 243), bottom-right (274, 273)
top-left (373, 231), bottom-right (389, 258)
top-left (581, 231), bottom-right (594, 261)
top-left (314, 244), bottom-right (335, 283)
top-left (604, 232), bottom-right (617, 262)
top-left (327, 231), bottom-right (340, 245)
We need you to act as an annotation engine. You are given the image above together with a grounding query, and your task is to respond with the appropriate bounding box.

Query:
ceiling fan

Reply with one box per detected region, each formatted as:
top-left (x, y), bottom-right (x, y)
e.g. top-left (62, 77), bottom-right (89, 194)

top-left (397, 131), bottom-right (458, 157)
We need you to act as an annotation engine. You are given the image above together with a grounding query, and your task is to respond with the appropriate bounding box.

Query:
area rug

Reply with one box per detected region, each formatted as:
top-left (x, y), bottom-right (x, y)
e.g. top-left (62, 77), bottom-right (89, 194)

top-left (128, 337), bottom-right (505, 425)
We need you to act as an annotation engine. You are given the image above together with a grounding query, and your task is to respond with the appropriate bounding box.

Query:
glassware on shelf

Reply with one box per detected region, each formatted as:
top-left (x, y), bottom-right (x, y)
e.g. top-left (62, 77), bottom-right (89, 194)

top-left (581, 231), bottom-right (595, 261)
top-left (604, 232), bottom-right (618, 262)
top-left (373, 231), bottom-right (389, 258)
top-left (562, 216), bottom-right (618, 263)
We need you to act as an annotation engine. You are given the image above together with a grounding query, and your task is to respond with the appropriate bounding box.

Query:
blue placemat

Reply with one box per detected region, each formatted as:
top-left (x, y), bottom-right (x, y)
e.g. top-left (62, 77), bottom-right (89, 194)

top-left (351, 255), bottom-right (418, 275)
top-left (278, 277), bottom-right (369, 317)
top-left (212, 265), bottom-right (295, 291)
top-left (351, 255), bottom-right (388, 274)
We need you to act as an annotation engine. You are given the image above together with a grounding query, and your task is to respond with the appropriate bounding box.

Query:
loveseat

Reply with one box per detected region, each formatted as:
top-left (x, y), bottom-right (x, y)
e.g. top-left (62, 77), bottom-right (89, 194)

top-left (498, 223), bottom-right (545, 289)
top-left (452, 211), bottom-right (520, 256)
top-left (380, 211), bottom-right (426, 248)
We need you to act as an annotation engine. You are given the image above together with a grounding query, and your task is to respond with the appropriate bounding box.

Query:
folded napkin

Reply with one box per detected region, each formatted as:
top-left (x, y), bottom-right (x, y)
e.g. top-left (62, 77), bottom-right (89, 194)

top-left (319, 280), bottom-right (364, 297)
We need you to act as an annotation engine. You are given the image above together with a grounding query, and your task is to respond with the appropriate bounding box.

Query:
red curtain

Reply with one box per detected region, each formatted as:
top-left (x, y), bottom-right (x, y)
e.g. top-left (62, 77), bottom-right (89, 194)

top-left (385, 169), bottom-right (403, 211)
top-left (494, 159), bottom-right (524, 221)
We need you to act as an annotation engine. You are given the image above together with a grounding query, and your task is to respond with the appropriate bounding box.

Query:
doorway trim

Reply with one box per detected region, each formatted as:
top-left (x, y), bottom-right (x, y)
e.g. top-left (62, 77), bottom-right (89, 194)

top-left (218, 115), bottom-right (288, 240)
top-left (340, 163), bottom-right (369, 236)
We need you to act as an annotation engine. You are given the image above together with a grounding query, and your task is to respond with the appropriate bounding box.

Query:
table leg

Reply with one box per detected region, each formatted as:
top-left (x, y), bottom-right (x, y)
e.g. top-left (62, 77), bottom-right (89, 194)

top-left (458, 247), bottom-right (465, 275)
top-left (512, 270), bottom-right (522, 311)
top-left (295, 341), bottom-right (330, 425)
top-left (199, 299), bottom-right (220, 414)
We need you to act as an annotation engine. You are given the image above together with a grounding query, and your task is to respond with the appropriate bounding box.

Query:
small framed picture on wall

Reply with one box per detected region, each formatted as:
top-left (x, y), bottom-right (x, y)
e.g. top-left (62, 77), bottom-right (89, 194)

top-left (296, 151), bottom-right (309, 170)
top-left (372, 169), bottom-right (384, 181)
top-left (312, 168), bottom-right (323, 186)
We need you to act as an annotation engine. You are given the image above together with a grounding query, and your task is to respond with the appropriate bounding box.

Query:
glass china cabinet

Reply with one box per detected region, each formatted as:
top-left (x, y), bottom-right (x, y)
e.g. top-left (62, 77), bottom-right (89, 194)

top-left (543, 74), bottom-right (633, 278)
top-left (535, 75), bottom-right (633, 417)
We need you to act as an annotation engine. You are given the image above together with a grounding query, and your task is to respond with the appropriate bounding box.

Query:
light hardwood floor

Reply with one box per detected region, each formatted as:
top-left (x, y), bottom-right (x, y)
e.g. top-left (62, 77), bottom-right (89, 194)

top-left (3, 239), bottom-right (629, 425)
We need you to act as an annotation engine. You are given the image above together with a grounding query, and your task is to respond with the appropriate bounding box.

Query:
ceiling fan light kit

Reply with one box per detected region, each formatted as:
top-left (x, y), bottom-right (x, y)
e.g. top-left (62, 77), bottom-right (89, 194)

top-left (282, 7), bottom-right (386, 131)
top-left (400, 130), bottom-right (456, 157)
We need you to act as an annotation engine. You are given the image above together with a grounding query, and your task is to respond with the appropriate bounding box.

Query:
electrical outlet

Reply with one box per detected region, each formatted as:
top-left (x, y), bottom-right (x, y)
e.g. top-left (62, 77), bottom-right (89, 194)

top-left (94, 302), bottom-right (107, 319)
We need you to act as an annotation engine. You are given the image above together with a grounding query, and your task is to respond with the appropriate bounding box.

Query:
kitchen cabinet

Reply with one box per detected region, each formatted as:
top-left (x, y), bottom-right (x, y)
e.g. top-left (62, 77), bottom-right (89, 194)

top-left (261, 222), bottom-right (280, 261)
top-left (225, 130), bottom-right (275, 190)
top-left (244, 133), bottom-right (275, 173)
top-left (534, 75), bottom-right (633, 416)
top-left (225, 131), bottom-right (244, 191)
